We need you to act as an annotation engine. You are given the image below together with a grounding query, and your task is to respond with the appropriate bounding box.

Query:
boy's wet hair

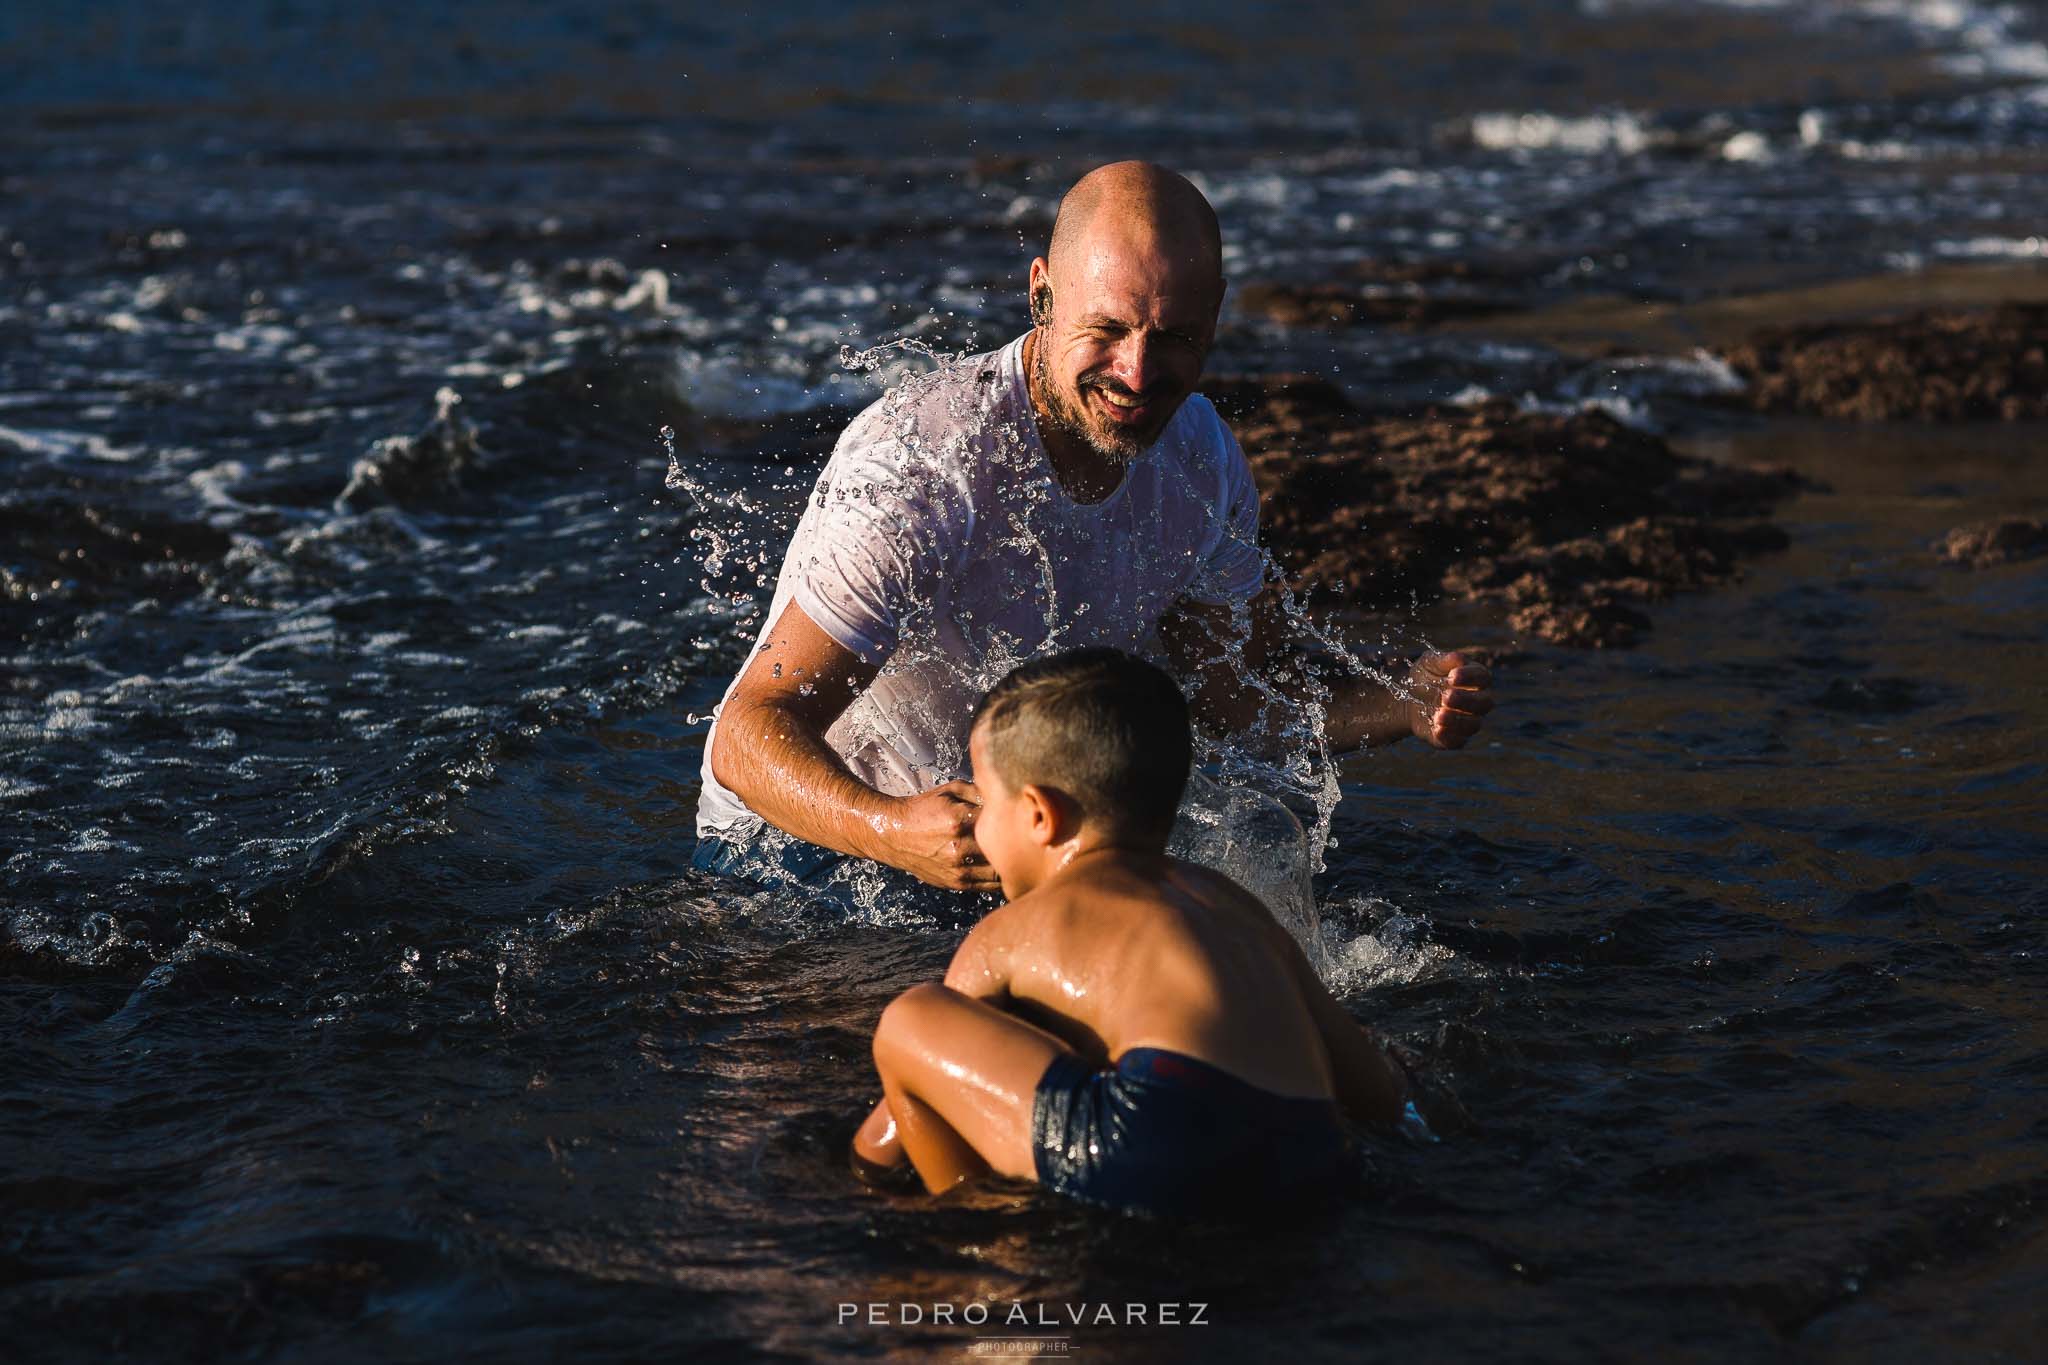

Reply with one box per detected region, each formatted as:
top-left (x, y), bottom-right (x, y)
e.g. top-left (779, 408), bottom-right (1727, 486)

top-left (969, 648), bottom-right (1192, 844)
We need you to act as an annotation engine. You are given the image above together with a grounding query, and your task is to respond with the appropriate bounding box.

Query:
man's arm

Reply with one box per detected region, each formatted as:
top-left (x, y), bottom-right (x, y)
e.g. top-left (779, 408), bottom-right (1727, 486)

top-left (709, 599), bottom-right (999, 891)
top-left (1158, 589), bottom-right (1494, 753)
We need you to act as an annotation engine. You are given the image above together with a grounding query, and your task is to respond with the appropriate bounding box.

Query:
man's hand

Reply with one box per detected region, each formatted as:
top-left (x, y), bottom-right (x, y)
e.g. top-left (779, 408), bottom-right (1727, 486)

top-left (1407, 651), bottom-right (1494, 749)
top-left (876, 780), bottom-right (999, 892)
top-left (714, 602), bottom-right (996, 891)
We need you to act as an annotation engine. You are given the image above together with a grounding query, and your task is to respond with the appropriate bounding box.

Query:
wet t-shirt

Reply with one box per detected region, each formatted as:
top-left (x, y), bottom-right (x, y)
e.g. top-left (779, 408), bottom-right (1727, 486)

top-left (695, 333), bottom-right (1266, 838)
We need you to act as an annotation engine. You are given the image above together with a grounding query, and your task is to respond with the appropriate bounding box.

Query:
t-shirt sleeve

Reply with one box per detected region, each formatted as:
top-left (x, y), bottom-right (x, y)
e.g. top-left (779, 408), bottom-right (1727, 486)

top-left (786, 423), bottom-right (961, 664)
top-left (1180, 419), bottom-right (1267, 609)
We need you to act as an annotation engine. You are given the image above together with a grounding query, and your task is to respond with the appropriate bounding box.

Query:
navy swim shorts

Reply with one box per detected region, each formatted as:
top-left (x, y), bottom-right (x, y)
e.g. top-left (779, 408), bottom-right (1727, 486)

top-left (1031, 1047), bottom-right (1350, 1218)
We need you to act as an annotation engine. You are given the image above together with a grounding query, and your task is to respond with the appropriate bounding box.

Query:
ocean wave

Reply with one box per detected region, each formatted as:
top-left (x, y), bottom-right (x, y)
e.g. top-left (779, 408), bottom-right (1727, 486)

top-left (1465, 110), bottom-right (1656, 156)
top-left (1933, 233), bottom-right (2048, 257)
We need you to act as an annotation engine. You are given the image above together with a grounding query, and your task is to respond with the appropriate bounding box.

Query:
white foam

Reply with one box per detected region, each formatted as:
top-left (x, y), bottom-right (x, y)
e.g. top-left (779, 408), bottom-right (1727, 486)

top-left (43, 703), bottom-right (108, 735)
top-left (1321, 899), bottom-right (1463, 994)
top-left (61, 826), bottom-right (137, 855)
top-left (1187, 170), bottom-right (1310, 212)
top-left (1934, 234), bottom-right (2047, 257)
top-left (211, 324), bottom-right (296, 355)
top-left (0, 423), bottom-right (140, 464)
top-left (189, 460), bottom-right (256, 511)
top-left (1597, 349), bottom-right (1748, 397)
top-left (1720, 130), bottom-right (1775, 162)
top-left (1453, 349), bottom-right (1744, 431)
top-left (1467, 110), bottom-right (1654, 155)
top-left (614, 270), bottom-right (671, 313)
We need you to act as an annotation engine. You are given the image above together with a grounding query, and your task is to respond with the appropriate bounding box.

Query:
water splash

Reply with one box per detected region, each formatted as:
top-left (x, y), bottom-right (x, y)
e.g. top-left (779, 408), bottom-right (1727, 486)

top-left (674, 332), bottom-right (1439, 974)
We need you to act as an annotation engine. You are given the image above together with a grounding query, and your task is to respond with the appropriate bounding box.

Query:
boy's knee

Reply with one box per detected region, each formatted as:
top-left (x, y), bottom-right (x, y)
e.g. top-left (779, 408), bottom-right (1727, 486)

top-left (875, 982), bottom-right (958, 1062)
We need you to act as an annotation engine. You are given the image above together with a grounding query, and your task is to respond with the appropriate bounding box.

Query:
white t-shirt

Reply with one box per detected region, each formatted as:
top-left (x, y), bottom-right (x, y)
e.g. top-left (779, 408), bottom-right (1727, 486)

top-left (695, 333), bottom-right (1267, 838)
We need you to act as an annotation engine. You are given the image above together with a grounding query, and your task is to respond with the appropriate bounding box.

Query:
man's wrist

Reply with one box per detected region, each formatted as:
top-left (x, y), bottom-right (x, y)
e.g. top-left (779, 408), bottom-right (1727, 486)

top-left (1327, 674), bottom-right (1415, 750)
top-left (841, 789), bottom-right (906, 867)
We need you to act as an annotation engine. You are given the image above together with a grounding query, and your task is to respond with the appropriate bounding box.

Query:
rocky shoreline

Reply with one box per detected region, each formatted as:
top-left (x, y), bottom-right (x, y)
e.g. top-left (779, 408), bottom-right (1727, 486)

top-left (1722, 303), bottom-right (2048, 421)
top-left (1936, 516), bottom-right (2048, 569)
top-left (1207, 377), bottom-right (1806, 648)
top-left (1221, 271), bottom-right (2045, 633)
top-left (1233, 260), bottom-right (1527, 331)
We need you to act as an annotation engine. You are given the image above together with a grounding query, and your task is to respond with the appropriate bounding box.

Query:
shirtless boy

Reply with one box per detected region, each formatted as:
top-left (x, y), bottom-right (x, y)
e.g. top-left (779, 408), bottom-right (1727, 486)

top-left (850, 647), bottom-right (1424, 1216)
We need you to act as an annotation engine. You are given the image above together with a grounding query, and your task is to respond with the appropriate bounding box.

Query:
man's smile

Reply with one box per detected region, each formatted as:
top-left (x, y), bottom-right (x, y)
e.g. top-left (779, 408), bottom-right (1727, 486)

top-left (1084, 381), bottom-right (1168, 426)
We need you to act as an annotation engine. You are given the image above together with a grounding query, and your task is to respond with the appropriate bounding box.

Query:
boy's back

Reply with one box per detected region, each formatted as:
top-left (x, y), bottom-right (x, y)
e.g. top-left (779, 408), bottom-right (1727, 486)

top-left (947, 849), bottom-right (1335, 1101)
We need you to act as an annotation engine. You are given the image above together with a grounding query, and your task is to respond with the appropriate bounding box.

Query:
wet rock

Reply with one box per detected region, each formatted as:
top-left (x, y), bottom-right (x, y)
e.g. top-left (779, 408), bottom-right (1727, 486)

top-left (1934, 516), bottom-right (2048, 569)
top-left (1236, 261), bottom-right (1525, 330)
top-left (336, 387), bottom-right (481, 510)
top-left (1236, 281), bottom-right (1514, 329)
top-left (1723, 304), bottom-right (2048, 420)
top-left (1445, 518), bottom-right (1789, 649)
top-left (1207, 378), bottom-right (1807, 647)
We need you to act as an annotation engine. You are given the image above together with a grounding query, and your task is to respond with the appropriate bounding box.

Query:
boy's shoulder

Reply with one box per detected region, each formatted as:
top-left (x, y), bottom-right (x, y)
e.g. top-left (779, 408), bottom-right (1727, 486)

top-left (1008, 853), bottom-right (1267, 927)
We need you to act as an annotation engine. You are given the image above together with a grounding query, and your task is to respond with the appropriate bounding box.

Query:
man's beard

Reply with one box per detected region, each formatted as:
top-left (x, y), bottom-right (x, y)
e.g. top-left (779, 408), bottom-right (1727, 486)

top-left (1032, 332), bottom-right (1174, 463)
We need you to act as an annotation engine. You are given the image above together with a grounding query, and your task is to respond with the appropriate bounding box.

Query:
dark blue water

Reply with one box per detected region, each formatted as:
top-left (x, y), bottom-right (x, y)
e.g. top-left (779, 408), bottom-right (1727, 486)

top-left (5, 3), bottom-right (2048, 1359)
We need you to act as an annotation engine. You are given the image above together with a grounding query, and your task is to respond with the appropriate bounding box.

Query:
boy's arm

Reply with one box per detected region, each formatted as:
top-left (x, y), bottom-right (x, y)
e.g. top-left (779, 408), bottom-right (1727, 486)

top-left (939, 904), bottom-right (1019, 1003)
top-left (1275, 930), bottom-right (1411, 1129)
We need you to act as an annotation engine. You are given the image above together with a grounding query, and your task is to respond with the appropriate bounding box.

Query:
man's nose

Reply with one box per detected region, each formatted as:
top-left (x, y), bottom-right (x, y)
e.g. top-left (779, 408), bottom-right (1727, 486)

top-left (1110, 331), bottom-right (1163, 395)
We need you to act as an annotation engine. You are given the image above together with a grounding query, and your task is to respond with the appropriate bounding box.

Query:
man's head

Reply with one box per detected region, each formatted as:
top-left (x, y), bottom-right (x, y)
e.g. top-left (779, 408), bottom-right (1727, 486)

top-left (967, 648), bottom-right (1192, 896)
top-left (1027, 161), bottom-right (1225, 463)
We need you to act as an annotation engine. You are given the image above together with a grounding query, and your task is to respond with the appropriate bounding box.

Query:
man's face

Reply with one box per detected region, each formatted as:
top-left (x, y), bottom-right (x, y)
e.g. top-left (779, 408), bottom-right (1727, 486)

top-left (1031, 239), bottom-right (1220, 463)
top-left (966, 722), bottom-right (1031, 898)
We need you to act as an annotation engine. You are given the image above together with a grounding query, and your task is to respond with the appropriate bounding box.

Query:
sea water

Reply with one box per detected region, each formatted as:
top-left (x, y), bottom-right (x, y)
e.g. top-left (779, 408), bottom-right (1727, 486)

top-left (6, 2), bottom-right (2048, 1358)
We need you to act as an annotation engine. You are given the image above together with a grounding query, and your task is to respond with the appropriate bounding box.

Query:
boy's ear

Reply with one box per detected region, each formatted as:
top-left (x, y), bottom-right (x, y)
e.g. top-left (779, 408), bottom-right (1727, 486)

top-left (1019, 783), bottom-right (1080, 847)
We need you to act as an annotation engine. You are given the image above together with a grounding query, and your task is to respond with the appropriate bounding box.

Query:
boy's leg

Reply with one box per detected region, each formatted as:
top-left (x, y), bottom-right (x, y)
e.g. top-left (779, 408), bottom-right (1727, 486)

top-left (852, 1098), bottom-right (902, 1167)
top-left (871, 983), bottom-right (1073, 1193)
top-left (850, 1096), bottom-right (920, 1190)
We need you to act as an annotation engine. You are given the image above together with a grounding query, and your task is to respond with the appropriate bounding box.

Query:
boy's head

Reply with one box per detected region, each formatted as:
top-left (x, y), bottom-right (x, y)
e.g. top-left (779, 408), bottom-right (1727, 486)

top-left (967, 648), bottom-right (1191, 892)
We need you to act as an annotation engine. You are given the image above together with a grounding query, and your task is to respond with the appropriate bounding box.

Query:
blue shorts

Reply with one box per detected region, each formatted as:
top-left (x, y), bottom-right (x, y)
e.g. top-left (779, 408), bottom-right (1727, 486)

top-left (1031, 1047), bottom-right (1350, 1219)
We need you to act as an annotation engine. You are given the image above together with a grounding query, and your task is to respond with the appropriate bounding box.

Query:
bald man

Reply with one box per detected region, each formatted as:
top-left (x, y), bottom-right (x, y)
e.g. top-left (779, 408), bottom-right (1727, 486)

top-left (693, 162), bottom-right (1494, 903)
